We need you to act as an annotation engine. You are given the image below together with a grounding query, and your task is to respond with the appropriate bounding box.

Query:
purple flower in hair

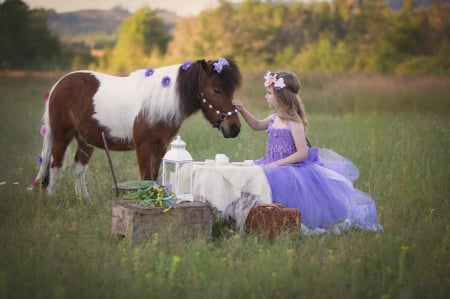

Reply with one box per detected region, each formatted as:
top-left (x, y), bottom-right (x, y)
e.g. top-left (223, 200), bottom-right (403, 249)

top-left (264, 70), bottom-right (286, 90)
top-left (181, 61), bottom-right (193, 71)
top-left (161, 76), bottom-right (171, 88)
top-left (273, 77), bottom-right (286, 91)
top-left (37, 155), bottom-right (43, 165)
top-left (145, 68), bottom-right (154, 77)
top-left (213, 57), bottom-right (229, 74)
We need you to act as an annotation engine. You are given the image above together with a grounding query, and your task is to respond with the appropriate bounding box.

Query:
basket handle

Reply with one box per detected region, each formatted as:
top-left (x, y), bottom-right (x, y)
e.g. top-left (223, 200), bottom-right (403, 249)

top-left (257, 203), bottom-right (285, 211)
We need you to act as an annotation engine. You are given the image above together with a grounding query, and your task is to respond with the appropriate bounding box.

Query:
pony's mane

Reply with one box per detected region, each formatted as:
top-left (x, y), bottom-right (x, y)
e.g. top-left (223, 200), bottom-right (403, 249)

top-left (176, 58), bottom-right (242, 118)
top-left (176, 62), bottom-right (201, 117)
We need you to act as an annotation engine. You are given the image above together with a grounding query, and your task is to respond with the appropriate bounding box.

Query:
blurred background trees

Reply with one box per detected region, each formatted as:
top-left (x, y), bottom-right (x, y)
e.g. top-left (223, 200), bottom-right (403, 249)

top-left (97, 7), bottom-right (172, 73)
top-left (1, 0), bottom-right (448, 75)
top-left (0, 0), bottom-right (60, 69)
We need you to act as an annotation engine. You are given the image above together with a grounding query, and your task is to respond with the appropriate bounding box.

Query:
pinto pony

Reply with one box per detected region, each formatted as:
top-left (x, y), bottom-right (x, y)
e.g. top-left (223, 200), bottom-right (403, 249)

top-left (33, 58), bottom-right (242, 200)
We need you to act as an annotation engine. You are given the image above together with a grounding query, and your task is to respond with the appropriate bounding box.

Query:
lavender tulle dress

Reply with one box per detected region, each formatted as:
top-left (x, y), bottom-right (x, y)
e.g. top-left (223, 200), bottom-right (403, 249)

top-left (255, 115), bottom-right (383, 234)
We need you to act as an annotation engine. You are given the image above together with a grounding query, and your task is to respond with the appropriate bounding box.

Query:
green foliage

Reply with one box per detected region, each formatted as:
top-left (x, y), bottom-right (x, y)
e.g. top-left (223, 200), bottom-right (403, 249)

top-left (103, 7), bottom-right (172, 73)
top-left (165, 0), bottom-right (449, 76)
top-left (1, 0), bottom-right (449, 76)
top-left (0, 72), bottom-right (449, 298)
top-left (0, 0), bottom-right (60, 69)
top-left (121, 184), bottom-right (175, 211)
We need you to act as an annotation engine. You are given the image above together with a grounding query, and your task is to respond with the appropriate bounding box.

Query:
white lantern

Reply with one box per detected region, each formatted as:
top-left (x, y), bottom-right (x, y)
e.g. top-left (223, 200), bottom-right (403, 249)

top-left (162, 135), bottom-right (193, 202)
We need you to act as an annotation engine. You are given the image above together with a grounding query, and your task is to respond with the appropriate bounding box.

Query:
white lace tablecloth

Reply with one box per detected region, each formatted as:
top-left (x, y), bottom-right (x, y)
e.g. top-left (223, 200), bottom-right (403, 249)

top-left (192, 162), bottom-right (272, 229)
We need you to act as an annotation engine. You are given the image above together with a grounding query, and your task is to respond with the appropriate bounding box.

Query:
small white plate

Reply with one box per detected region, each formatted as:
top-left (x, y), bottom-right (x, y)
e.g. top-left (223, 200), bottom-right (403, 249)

top-left (242, 160), bottom-right (254, 166)
top-left (204, 159), bottom-right (215, 166)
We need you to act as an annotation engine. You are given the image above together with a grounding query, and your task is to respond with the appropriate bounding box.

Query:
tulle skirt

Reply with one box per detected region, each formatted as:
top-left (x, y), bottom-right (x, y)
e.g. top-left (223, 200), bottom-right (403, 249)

top-left (257, 148), bottom-right (383, 233)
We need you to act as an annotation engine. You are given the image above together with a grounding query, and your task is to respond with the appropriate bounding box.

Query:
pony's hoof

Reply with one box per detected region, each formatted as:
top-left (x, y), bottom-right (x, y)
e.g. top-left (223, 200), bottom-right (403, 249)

top-left (44, 187), bottom-right (54, 197)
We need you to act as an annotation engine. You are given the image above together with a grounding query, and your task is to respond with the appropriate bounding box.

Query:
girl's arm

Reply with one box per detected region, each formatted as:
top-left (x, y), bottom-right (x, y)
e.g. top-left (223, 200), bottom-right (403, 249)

top-left (232, 99), bottom-right (271, 131)
top-left (272, 121), bottom-right (309, 166)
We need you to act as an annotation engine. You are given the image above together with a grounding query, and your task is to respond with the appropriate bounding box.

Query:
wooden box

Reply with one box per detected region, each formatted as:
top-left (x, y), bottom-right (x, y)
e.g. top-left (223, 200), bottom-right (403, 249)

top-left (111, 200), bottom-right (214, 244)
top-left (245, 203), bottom-right (301, 241)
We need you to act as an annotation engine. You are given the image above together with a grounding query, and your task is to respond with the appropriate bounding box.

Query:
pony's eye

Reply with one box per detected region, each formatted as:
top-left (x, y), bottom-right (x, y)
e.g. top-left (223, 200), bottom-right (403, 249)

top-left (213, 88), bottom-right (222, 95)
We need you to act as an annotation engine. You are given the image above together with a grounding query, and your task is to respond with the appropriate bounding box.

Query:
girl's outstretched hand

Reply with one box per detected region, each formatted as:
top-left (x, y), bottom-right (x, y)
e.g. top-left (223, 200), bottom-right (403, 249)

top-left (232, 99), bottom-right (244, 112)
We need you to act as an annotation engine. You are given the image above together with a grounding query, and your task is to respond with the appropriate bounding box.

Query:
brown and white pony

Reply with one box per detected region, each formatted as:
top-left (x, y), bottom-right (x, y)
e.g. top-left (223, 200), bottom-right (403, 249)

top-left (32, 58), bottom-right (242, 200)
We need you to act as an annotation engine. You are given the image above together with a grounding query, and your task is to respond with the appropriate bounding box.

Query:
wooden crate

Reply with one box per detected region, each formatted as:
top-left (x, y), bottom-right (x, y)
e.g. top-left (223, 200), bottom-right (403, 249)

top-left (111, 200), bottom-right (214, 244)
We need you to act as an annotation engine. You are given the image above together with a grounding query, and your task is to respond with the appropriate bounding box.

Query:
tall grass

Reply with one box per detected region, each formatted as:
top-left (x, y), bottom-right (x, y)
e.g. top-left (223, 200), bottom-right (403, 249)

top-left (0, 72), bottom-right (448, 299)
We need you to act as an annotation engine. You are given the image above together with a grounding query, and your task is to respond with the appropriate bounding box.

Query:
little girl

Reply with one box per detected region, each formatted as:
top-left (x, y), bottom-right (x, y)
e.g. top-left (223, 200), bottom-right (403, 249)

top-left (232, 71), bottom-right (383, 234)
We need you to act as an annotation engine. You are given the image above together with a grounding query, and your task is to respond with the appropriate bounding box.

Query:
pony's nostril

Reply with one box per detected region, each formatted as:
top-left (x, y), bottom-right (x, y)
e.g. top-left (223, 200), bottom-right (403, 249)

top-left (230, 124), bottom-right (240, 137)
top-left (233, 124), bottom-right (240, 133)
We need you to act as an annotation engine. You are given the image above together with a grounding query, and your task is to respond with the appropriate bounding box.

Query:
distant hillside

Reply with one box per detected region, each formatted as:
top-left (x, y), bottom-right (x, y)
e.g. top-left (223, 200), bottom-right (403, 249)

top-left (47, 6), bottom-right (179, 43)
top-left (45, 1), bottom-right (440, 44)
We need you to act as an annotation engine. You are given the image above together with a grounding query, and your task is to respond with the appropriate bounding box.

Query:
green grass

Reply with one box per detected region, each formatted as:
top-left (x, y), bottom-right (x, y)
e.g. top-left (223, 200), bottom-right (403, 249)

top-left (0, 72), bottom-right (449, 299)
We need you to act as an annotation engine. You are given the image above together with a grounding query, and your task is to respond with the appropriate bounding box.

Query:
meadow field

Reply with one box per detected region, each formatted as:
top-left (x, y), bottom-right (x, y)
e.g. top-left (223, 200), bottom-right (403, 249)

top-left (0, 71), bottom-right (448, 299)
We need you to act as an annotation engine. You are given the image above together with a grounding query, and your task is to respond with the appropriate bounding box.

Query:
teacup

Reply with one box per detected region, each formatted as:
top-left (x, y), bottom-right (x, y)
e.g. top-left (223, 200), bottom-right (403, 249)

top-left (215, 153), bottom-right (229, 165)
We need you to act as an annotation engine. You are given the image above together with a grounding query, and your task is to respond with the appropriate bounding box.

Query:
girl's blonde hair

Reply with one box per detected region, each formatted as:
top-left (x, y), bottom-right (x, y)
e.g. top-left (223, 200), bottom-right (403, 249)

top-left (272, 71), bottom-right (308, 132)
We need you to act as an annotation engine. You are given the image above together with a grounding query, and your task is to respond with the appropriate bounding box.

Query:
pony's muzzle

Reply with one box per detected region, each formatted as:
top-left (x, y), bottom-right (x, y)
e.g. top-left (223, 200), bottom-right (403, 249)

top-left (221, 123), bottom-right (240, 138)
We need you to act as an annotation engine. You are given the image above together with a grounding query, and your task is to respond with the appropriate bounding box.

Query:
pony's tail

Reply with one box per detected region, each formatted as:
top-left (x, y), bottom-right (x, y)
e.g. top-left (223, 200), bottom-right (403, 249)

top-left (32, 100), bottom-right (52, 188)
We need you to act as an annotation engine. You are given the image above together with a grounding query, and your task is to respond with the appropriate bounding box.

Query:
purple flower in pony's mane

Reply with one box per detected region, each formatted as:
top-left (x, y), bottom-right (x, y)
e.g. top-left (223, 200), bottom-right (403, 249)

top-left (145, 68), bottom-right (154, 77)
top-left (213, 57), bottom-right (229, 74)
top-left (44, 91), bottom-right (50, 101)
top-left (161, 76), bottom-right (171, 88)
top-left (181, 61), bottom-right (193, 71)
top-left (37, 155), bottom-right (43, 165)
top-left (40, 125), bottom-right (47, 136)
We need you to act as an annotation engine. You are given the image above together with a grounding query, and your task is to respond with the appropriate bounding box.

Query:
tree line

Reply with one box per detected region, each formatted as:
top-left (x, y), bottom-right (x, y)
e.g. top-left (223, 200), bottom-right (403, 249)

top-left (0, 0), bottom-right (60, 69)
top-left (1, 0), bottom-right (449, 75)
top-left (163, 0), bottom-right (450, 75)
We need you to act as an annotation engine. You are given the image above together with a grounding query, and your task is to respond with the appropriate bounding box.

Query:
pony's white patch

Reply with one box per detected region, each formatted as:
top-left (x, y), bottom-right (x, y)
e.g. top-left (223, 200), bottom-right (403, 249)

top-left (73, 161), bottom-right (89, 200)
top-left (90, 64), bottom-right (182, 140)
top-left (47, 167), bottom-right (62, 196)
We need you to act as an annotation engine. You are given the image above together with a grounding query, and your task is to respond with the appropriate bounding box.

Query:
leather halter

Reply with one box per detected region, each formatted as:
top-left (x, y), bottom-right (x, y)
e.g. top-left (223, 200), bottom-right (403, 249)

top-left (199, 92), bottom-right (238, 128)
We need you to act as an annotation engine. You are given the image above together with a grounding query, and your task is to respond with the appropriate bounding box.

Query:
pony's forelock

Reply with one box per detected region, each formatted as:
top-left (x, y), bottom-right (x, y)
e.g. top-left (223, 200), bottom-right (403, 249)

top-left (214, 58), bottom-right (242, 93)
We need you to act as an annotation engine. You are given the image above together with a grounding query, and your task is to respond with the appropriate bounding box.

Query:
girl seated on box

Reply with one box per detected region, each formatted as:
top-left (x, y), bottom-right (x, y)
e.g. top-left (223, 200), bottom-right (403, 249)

top-left (232, 71), bottom-right (383, 234)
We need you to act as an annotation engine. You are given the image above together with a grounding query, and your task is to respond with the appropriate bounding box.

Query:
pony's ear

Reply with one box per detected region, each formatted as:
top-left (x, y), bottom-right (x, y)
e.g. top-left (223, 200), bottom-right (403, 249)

top-left (198, 59), bottom-right (208, 71)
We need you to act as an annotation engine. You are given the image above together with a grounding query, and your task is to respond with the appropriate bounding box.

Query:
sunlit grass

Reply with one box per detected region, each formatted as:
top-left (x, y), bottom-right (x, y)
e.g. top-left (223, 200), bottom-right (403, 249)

top-left (0, 72), bottom-right (448, 298)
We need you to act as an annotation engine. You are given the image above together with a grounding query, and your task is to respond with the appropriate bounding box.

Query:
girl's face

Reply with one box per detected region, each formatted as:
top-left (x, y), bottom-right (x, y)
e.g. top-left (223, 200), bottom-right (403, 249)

top-left (265, 86), bottom-right (278, 110)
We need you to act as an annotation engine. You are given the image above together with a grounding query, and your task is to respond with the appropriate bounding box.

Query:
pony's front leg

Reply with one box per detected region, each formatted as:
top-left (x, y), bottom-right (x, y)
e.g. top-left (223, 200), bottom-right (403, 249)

top-left (133, 121), bottom-right (178, 181)
top-left (136, 142), bottom-right (167, 180)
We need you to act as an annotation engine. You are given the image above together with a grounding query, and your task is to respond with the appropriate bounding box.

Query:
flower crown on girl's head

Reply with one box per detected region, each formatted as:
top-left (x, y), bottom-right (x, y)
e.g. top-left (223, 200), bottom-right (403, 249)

top-left (264, 71), bottom-right (286, 91)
